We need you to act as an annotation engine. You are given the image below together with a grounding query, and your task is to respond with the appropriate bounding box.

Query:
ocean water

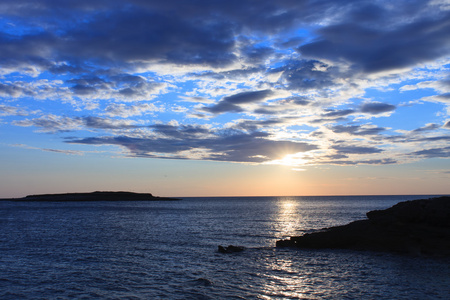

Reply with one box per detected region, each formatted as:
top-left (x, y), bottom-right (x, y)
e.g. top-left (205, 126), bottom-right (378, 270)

top-left (1, 195), bottom-right (449, 299)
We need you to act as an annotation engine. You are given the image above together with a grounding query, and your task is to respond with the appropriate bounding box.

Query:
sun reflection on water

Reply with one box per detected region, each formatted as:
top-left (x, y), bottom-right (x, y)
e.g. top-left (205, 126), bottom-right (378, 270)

top-left (274, 197), bottom-right (303, 240)
top-left (258, 198), bottom-right (314, 298)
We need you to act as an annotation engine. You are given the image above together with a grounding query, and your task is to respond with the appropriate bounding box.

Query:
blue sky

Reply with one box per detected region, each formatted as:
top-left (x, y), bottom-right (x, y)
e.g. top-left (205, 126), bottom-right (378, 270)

top-left (0, 0), bottom-right (449, 197)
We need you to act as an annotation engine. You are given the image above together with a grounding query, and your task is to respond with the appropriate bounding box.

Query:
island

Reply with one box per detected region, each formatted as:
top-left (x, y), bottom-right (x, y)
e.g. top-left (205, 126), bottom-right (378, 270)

top-left (276, 196), bottom-right (450, 256)
top-left (2, 191), bottom-right (180, 202)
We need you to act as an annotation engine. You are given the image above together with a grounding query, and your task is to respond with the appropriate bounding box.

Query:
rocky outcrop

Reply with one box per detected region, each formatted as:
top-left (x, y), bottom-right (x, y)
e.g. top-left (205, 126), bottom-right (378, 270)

top-left (276, 196), bottom-right (450, 256)
top-left (5, 191), bottom-right (180, 201)
top-left (218, 245), bottom-right (246, 253)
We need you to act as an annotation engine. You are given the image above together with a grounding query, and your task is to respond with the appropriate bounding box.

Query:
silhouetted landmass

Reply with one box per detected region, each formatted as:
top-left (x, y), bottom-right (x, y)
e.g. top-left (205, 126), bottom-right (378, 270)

top-left (2, 191), bottom-right (180, 202)
top-left (277, 196), bottom-right (450, 256)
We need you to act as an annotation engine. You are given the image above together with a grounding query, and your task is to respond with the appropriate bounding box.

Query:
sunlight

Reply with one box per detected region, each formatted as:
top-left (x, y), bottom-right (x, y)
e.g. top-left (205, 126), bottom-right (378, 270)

top-left (274, 197), bottom-right (301, 239)
top-left (267, 153), bottom-right (310, 168)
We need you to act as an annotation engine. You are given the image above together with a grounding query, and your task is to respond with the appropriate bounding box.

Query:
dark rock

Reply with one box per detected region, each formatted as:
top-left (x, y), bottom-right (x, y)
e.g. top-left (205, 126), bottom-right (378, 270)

top-left (276, 196), bottom-right (450, 256)
top-left (194, 278), bottom-right (213, 286)
top-left (218, 245), bottom-right (245, 253)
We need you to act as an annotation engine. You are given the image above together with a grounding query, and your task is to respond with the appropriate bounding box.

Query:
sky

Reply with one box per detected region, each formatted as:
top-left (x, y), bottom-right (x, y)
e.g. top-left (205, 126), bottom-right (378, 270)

top-left (0, 0), bottom-right (449, 198)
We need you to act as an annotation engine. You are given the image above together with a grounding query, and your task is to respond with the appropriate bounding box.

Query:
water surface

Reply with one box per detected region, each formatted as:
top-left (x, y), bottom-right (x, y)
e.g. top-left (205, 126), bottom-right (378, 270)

top-left (1, 195), bottom-right (449, 299)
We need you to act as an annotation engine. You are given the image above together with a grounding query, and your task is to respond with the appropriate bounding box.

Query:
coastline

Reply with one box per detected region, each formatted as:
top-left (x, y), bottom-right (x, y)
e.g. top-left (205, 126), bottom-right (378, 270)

top-left (276, 196), bottom-right (450, 256)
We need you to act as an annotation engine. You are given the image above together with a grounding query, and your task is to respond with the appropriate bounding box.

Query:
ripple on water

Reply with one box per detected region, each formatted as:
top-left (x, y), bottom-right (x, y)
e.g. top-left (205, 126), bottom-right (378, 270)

top-left (1, 196), bottom-right (449, 299)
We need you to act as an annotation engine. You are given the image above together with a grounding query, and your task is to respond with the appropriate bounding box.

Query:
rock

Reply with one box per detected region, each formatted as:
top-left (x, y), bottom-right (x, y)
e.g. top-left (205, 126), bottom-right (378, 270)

top-left (276, 196), bottom-right (450, 256)
top-left (193, 278), bottom-right (213, 286)
top-left (218, 245), bottom-right (245, 253)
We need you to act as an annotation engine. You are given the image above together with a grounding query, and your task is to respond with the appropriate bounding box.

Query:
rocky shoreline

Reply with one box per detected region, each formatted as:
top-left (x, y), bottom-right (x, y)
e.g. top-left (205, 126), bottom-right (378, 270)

top-left (2, 191), bottom-right (180, 202)
top-left (276, 196), bottom-right (450, 256)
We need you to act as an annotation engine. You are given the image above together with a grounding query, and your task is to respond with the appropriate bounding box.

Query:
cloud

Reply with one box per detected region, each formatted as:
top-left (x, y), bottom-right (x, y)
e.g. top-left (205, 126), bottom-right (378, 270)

top-left (360, 102), bottom-right (396, 114)
top-left (66, 74), bottom-right (166, 101)
top-left (241, 45), bottom-right (274, 64)
top-left (322, 109), bottom-right (356, 118)
top-left (203, 89), bottom-right (273, 114)
top-left (10, 144), bottom-right (83, 156)
top-left (332, 145), bottom-right (383, 155)
top-left (274, 59), bottom-right (339, 91)
top-left (103, 103), bottom-right (161, 117)
top-left (330, 124), bottom-right (386, 136)
top-left (321, 158), bottom-right (397, 166)
top-left (411, 146), bottom-right (450, 158)
top-left (299, 3), bottom-right (450, 73)
top-left (1, 0), bottom-right (449, 170)
top-left (82, 116), bottom-right (137, 130)
top-left (13, 115), bottom-right (83, 132)
top-left (413, 123), bottom-right (441, 132)
top-left (13, 115), bottom-right (138, 132)
top-left (66, 126), bottom-right (318, 163)
top-left (0, 105), bottom-right (29, 116)
top-left (0, 82), bottom-right (32, 97)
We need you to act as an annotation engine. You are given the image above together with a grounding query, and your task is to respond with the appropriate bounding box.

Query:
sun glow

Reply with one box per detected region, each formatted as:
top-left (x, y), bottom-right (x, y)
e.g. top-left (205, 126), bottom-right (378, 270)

top-left (268, 153), bottom-right (310, 168)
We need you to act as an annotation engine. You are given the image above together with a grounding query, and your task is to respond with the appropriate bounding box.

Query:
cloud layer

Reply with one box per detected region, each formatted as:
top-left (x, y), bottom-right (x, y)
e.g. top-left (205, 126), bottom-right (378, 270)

top-left (1, 0), bottom-right (449, 167)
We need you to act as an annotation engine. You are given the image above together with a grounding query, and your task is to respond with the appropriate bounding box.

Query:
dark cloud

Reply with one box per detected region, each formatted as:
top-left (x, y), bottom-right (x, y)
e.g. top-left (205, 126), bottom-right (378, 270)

top-left (332, 145), bottom-right (383, 155)
top-left (299, 4), bottom-right (450, 73)
top-left (322, 158), bottom-right (397, 165)
top-left (203, 101), bottom-right (243, 114)
top-left (253, 108), bottom-right (278, 115)
top-left (435, 93), bottom-right (450, 102)
top-left (233, 118), bottom-right (289, 132)
top-left (413, 123), bottom-right (440, 132)
top-left (224, 90), bottom-right (273, 104)
top-left (411, 147), bottom-right (450, 159)
top-left (385, 134), bottom-right (450, 144)
top-left (290, 97), bottom-right (310, 106)
top-left (274, 59), bottom-right (338, 91)
top-left (241, 45), bottom-right (274, 64)
top-left (347, 3), bottom-right (388, 24)
top-left (322, 109), bottom-right (355, 118)
top-left (360, 102), bottom-right (396, 114)
top-left (1, 0), bottom-right (448, 75)
top-left (416, 136), bottom-right (450, 142)
top-left (0, 82), bottom-right (33, 97)
top-left (67, 127), bottom-right (318, 163)
top-left (331, 124), bottom-right (386, 136)
top-left (150, 124), bottom-right (210, 139)
top-left (0, 0), bottom-right (338, 71)
top-left (203, 90), bottom-right (273, 114)
top-left (66, 73), bottom-right (163, 98)
top-left (83, 117), bottom-right (137, 130)
top-left (0, 5), bottom-right (236, 70)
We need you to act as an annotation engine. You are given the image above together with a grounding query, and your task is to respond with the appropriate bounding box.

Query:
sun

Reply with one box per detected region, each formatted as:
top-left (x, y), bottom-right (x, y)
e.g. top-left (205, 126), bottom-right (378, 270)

top-left (267, 153), bottom-right (310, 168)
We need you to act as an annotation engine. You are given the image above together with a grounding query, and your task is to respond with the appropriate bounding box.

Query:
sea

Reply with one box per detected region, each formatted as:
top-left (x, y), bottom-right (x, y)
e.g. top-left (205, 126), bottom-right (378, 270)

top-left (1, 195), bottom-right (449, 299)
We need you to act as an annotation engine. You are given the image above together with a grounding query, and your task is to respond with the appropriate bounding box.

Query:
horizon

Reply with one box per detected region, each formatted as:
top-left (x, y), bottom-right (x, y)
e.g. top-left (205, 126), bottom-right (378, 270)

top-left (1, 1), bottom-right (449, 198)
top-left (1, 190), bottom-right (447, 200)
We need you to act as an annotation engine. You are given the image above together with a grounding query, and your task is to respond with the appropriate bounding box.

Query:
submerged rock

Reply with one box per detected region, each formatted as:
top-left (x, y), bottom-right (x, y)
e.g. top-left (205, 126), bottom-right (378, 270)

top-left (193, 278), bottom-right (213, 286)
top-left (276, 196), bottom-right (450, 256)
top-left (218, 245), bottom-right (245, 254)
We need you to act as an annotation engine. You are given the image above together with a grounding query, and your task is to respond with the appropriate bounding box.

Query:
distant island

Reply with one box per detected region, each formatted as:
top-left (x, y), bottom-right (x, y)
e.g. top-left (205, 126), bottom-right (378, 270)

top-left (2, 191), bottom-right (180, 202)
top-left (277, 196), bottom-right (450, 256)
